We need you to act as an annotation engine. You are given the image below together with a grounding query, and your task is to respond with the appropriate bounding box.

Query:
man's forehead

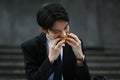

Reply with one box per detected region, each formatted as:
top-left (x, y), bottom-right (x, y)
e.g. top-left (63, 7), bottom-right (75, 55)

top-left (52, 22), bottom-right (68, 30)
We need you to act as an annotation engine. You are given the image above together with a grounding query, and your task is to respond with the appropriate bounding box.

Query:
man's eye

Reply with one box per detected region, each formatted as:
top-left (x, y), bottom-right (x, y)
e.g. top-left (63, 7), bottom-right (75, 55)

top-left (53, 31), bottom-right (59, 34)
top-left (64, 27), bottom-right (67, 30)
top-left (64, 26), bottom-right (68, 30)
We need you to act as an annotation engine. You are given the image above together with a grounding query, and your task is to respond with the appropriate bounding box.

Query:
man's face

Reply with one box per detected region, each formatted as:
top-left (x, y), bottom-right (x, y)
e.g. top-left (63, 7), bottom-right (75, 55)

top-left (46, 20), bottom-right (69, 40)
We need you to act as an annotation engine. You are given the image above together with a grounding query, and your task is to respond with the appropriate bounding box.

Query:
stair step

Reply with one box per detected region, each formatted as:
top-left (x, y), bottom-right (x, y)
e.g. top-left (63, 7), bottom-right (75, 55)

top-left (90, 61), bottom-right (120, 64)
top-left (2, 55), bottom-right (120, 62)
top-left (0, 69), bottom-right (25, 74)
top-left (0, 48), bottom-right (120, 80)
top-left (0, 62), bottom-right (24, 67)
top-left (110, 79), bottom-right (120, 80)
top-left (0, 78), bottom-right (26, 80)
top-left (90, 70), bottom-right (120, 80)
top-left (85, 51), bottom-right (120, 56)
top-left (0, 73), bottom-right (25, 79)
top-left (90, 70), bottom-right (120, 74)
top-left (0, 70), bottom-right (25, 80)
top-left (0, 55), bottom-right (23, 61)
top-left (85, 50), bottom-right (120, 53)
top-left (87, 62), bottom-right (120, 68)
top-left (0, 60), bottom-right (119, 68)
top-left (0, 49), bottom-right (22, 54)
top-left (0, 66), bottom-right (24, 71)
top-left (86, 56), bottom-right (120, 62)
top-left (89, 66), bottom-right (120, 70)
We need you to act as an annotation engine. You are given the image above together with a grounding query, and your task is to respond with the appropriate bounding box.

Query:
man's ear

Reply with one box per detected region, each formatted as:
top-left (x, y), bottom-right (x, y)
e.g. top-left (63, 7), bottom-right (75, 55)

top-left (40, 27), bottom-right (47, 33)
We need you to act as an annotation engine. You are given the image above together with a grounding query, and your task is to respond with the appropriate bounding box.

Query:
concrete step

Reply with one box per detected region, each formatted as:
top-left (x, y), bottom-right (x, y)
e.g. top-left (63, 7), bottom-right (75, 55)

top-left (0, 69), bottom-right (25, 75)
top-left (0, 79), bottom-right (26, 80)
top-left (0, 48), bottom-right (120, 80)
top-left (0, 59), bottom-right (119, 67)
top-left (0, 61), bottom-right (119, 69)
top-left (0, 49), bottom-right (22, 54)
top-left (90, 70), bottom-right (120, 80)
top-left (0, 66), bottom-right (24, 71)
top-left (85, 50), bottom-right (120, 56)
top-left (0, 73), bottom-right (25, 80)
top-left (0, 48), bottom-right (120, 55)
top-left (0, 62), bottom-right (24, 67)
top-left (86, 56), bottom-right (120, 62)
top-left (110, 79), bottom-right (120, 80)
top-left (1, 55), bottom-right (119, 63)
top-left (88, 62), bottom-right (120, 68)
top-left (1, 55), bottom-right (120, 63)
top-left (0, 55), bottom-right (23, 61)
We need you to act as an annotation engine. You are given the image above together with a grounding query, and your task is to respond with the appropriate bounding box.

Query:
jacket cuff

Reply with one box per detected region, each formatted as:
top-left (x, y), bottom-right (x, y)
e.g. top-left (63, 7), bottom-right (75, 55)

top-left (38, 57), bottom-right (53, 74)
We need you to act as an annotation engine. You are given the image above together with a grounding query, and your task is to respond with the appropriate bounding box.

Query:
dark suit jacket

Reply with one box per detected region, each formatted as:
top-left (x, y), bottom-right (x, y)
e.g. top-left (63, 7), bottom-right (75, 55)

top-left (21, 33), bottom-right (90, 80)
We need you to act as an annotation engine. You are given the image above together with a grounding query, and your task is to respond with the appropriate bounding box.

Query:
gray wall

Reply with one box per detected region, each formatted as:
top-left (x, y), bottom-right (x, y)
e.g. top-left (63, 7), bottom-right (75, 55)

top-left (0, 0), bottom-right (120, 49)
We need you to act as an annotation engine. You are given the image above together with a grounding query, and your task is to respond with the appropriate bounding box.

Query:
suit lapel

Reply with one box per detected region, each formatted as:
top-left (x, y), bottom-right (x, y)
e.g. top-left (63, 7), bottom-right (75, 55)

top-left (36, 33), bottom-right (48, 62)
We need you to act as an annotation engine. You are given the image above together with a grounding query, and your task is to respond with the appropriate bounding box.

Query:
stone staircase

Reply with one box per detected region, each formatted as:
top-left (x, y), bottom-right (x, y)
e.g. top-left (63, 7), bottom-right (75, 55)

top-left (86, 49), bottom-right (120, 80)
top-left (0, 47), bottom-right (25, 80)
top-left (0, 47), bottom-right (120, 80)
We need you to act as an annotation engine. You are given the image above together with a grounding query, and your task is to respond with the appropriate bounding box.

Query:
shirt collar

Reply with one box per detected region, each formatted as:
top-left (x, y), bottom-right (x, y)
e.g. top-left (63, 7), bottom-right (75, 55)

top-left (46, 35), bottom-right (51, 46)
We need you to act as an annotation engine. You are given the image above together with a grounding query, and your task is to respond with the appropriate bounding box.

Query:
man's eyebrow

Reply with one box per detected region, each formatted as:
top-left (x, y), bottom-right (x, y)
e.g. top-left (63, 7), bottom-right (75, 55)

top-left (64, 23), bottom-right (69, 28)
top-left (49, 29), bottom-right (61, 32)
top-left (64, 24), bottom-right (68, 29)
top-left (51, 23), bottom-right (69, 31)
top-left (49, 27), bottom-right (58, 31)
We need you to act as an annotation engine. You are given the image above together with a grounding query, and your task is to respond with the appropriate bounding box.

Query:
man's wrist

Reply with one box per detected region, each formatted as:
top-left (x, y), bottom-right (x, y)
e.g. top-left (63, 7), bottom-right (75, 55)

top-left (48, 56), bottom-right (54, 64)
top-left (76, 54), bottom-right (85, 64)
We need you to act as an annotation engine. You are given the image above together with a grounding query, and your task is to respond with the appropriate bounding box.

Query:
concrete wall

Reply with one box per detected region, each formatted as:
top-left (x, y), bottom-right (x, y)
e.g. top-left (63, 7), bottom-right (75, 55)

top-left (0, 0), bottom-right (120, 49)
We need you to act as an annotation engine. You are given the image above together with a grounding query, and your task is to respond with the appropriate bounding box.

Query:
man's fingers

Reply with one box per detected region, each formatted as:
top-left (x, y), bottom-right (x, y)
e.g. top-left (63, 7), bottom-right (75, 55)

top-left (68, 33), bottom-right (81, 43)
top-left (66, 37), bottom-right (76, 46)
top-left (50, 38), bottom-right (61, 46)
top-left (66, 40), bottom-right (74, 47)
top-left (55, 40), bottom-right (65, 49)
top-left (66, 37), bottom-right (82, 48)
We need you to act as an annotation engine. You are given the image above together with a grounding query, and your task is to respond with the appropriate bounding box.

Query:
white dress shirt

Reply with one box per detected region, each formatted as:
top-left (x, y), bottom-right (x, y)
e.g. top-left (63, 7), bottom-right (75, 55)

top-left (46, 36), bottom-right (64, 80)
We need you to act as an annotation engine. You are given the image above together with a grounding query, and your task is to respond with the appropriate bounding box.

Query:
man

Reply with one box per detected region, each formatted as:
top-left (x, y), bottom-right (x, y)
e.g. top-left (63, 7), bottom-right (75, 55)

top-left (21, 3), bottom-right (90, 80)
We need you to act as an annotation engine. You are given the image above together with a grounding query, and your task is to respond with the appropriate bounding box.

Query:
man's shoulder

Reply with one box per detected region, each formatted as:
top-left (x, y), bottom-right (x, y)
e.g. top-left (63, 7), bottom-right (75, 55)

top-left (21, 36), bottom-right (39, 48)
top-left (21, 33), bottom-right (46, 48)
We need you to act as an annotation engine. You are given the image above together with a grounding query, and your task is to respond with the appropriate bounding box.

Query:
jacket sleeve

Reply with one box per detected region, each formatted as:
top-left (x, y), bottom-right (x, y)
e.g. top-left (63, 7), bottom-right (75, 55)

top-left (75, 59), bottom-right (90, 80)
top-left (75, 40), bottom-right (91, 80)
top-left (21, 42), bottom-right (52, 80)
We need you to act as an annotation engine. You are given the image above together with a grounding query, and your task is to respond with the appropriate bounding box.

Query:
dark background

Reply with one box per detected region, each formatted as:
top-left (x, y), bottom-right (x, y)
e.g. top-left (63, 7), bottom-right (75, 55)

top-left (0, 0), bottom-right (120, 80)
top-left (0, 0), bottom-right (120, 49)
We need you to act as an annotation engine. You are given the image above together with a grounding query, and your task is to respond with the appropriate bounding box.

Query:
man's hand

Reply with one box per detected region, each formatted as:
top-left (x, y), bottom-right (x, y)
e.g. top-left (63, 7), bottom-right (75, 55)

top-left (66, 33), bottom-right (84, 59)
top-left (48, 38), bottom-right (65, 63)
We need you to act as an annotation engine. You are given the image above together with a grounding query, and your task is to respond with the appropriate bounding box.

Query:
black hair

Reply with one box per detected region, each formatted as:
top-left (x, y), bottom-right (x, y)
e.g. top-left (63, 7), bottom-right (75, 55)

top-left (36, 3), bottom-right (69, 30)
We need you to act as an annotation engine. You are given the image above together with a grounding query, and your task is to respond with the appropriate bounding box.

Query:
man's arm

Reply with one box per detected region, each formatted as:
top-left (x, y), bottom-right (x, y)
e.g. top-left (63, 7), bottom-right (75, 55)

top-left (75, 56), bottom-right (90, 80)
top-left (66, 33), bottom-right (90, 80)
top-left (21, 43), bottom-right (52, 80)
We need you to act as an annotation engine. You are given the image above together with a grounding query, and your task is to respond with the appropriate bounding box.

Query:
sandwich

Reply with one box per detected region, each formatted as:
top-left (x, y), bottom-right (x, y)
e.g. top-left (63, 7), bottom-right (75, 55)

top-left (62, 35), bottom-right (68, 42)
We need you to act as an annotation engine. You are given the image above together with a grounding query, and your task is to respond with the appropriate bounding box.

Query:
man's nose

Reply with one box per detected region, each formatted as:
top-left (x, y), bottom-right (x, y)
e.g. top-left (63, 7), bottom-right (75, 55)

top-left (60, 31), bottom-right (66, 37)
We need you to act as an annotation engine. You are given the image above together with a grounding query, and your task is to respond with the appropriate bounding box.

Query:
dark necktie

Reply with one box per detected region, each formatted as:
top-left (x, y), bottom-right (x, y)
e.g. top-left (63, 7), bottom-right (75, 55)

top-left (53, 55), bottom-right (62, 80)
